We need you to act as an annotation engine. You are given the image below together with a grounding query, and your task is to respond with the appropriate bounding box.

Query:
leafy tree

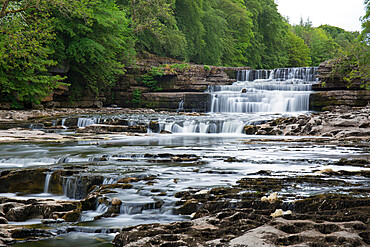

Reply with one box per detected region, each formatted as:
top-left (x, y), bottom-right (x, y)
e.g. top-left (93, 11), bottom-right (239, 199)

top-left (216, 0), bottom-right (253, 66)
top-left (319, 24), bottom-right (346, 39)
top-left (332, 43), bottom-right (370, 90)
top-left (175, 0), bottom-right (205, 63)
top-left (309, 28), bottom-right (340, 66)
top-left (285, 30), bottom-right (311, 67)
top-left (292, 21), bottom-right (344, 66)
top-left (0, 2), bottom-right (66, 107)
top-left (319, 24), bottom-right (359, 50)
top-left (360, 0), bottom-right (370, 43)
top-left (51, 0), bottom-right (135, 96)
top-left (197, 0), bottom-right (228, 65)
top-left (119, 0), bottom-right (187, 59)
top-left (244, 0), bottom-right (289, 69)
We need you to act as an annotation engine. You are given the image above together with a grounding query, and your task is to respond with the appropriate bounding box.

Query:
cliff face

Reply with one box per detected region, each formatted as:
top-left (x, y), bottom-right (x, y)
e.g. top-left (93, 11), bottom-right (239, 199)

top-left (104, 55), bottom-right (250, 111)
top-left (310, 61), bottom-right (370, 111)
top-left (44, 54), bottom-right (249, 111)
top-left (24, 55), bottom-right (370, 111)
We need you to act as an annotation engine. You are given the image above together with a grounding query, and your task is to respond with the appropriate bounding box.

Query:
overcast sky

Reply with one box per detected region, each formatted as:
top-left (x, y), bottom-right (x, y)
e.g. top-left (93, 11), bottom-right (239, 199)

top-left (276, 0), bottom-right (365, 32)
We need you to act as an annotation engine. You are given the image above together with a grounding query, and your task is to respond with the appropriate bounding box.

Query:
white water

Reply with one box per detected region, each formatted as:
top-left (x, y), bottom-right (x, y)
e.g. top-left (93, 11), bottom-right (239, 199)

top-left (44, 172), bottom-right (52, 193)
top-left (210, 67), bottom-right (318, 114)
top-left (177, 99), bottom-right (184, 112)
top-left (159, 119), bottom-right (246, 134)
top-left (77, 117), bottom-right (101, 128)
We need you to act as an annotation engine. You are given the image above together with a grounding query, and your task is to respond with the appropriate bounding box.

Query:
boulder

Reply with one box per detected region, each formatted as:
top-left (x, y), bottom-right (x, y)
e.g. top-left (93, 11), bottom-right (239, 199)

top-left (111, 198), bottom-right (122, 206)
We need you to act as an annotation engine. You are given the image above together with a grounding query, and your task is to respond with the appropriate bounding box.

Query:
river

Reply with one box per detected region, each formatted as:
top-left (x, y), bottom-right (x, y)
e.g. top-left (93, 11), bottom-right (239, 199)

top-left (1, 67), bottom-right (368, 246)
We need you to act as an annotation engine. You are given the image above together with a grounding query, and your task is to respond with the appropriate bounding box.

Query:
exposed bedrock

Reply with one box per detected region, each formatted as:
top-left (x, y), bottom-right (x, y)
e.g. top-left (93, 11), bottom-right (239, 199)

top-left (113, 172), bottom-right (370, 247)
top-left (310, 61), bottom-right (370, 111)
top-left (47, 54), bottom-right (248, 111)
top-left (243, 106), bottom-right (370, 138)
top-left (310, 90), bottom-right (370, 111)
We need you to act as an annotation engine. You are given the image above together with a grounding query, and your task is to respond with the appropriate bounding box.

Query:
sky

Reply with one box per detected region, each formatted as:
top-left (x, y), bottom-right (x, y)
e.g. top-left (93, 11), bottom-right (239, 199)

top-left (276, 0), bottom-right (365, 32)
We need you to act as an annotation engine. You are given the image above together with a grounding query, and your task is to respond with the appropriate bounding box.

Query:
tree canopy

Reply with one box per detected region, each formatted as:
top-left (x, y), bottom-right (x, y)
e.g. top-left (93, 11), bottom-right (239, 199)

top-left (0, 0), bottom-right (368, 107)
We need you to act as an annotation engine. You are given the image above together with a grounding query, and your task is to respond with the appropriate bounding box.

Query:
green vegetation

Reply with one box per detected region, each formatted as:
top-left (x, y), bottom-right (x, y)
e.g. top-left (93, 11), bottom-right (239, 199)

top-left (329, 1), bottom-right (370, 89)
top-left (141, 63), bottom-right (190, 91)
top-left (0, 0), bottom-right (369, 107)
top-left (131, 89), bottom-right (142, 107)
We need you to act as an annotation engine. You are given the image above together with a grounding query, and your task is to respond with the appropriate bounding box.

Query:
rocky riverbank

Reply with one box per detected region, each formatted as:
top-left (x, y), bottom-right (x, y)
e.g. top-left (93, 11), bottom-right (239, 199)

top-left (0, 105), bottom-right (369, 143)
top-left (244, 106), bottom-right (370, 139)
top-left (0, 106), bottom-right (369, 246)
top-left (0, 157), bottom-right (368, 246)
top-left (113, 170), bottom-right (370, 246)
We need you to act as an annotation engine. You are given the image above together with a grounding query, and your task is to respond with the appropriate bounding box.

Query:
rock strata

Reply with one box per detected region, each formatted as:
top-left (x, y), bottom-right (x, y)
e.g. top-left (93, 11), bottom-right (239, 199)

top-left (244, 106), bottom-right (370, 139)
top-left (113, 169), bottom-right (370, 246)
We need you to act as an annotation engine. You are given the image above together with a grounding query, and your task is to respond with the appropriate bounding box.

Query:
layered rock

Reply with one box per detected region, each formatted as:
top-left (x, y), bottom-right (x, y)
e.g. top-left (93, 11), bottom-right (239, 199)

top-left (243, 106), bottom-right (370, 138)
top-left (310, 90), bottom-right (370, 111)
top-left (311, 61), bottom-right (370, 110)
top-left (113, 165), bottom-right (370, 247)
top-left (48, 53), bottom-right (249, 111)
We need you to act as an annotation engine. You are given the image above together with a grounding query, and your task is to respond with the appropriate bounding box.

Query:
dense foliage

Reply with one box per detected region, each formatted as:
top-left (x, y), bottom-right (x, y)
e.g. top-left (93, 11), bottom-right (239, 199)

top-left (329, 0), bottom-right (370, 89)
top-left (0, 0), bottom-right (368, 107)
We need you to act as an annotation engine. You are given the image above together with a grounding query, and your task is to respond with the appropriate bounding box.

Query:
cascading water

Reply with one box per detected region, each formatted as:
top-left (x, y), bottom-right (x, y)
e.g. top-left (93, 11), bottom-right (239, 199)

top-left (44, 172), bottom-right (53, 193)
top-left (177, 99), bottom-right (184, 113)
top-left (210, 67), bottom-right (318, 113)
top-left (77, 117), bottom-right (101, 128)
top-left (148, 67), bottom-right (318, 135)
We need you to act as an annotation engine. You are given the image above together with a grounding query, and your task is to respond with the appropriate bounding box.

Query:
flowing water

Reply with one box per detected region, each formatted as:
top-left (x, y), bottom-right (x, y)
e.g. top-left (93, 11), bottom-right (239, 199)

top-left (209, 67), bottom-right (318, 113)
top-left (1, 67), bottom-right (369, 246)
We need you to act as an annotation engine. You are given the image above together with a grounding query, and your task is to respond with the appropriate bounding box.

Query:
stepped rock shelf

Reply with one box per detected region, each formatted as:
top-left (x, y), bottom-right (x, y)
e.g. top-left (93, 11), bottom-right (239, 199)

top-left (38, 57), bottom-right (370, 111)
top-left (0, 61), bottom-right (369, 246)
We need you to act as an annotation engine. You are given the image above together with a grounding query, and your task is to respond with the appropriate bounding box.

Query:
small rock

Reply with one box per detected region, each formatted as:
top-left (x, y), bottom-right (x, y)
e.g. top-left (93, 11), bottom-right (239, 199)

top-left (111, 198), bottom-right (122, 206)
top-left (270, 209), bottom-right (292, 218)
top-left (261, 192), bottom-right (278, 203)
top-left (178, 199), bottom-right (199, 215)
top-left (315, 168), bottom-right (338, 175)
top-left (159, 130), bottom-right (172, 134)
top-left (149, 121), bottom-right (160, 133)
top-left (117, 177), bottom-right (139, 183)
top-left (62, 210), bottom-right (80, 222)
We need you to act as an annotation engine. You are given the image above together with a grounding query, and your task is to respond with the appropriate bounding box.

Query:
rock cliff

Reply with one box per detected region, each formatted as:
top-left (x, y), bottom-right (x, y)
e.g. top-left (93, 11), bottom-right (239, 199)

top-left (43, 53), bottom-right (249, 111)
top-left (310, 61), bottom-right (370, 111)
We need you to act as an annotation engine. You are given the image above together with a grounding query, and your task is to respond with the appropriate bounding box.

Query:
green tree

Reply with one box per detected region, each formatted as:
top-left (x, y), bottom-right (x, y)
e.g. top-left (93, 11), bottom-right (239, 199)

top-left (0, 2), bottom-right (66, 107)
top-left (332, 43), bottom-right (370, 90)
top-left (120, 0), bottom-right (187, 59)
top-left (329, 1), bottom-right (370, 90)
top-left (286, 30), bottom-right (311, 67)
top-left (216, 0), bottom-right (253, 66)
top-left (244, 0), bottom-right (289, 69)
top-left (360, 0), bottom-right (370, 43)
top-left (197, 0), bottom-right (228, 65)
top-left (175, 0), bottom-right (205, 63)
top-left (309, 28), bottom-right (339, 66)
top-left (51, 0), bottom-right (135, 96)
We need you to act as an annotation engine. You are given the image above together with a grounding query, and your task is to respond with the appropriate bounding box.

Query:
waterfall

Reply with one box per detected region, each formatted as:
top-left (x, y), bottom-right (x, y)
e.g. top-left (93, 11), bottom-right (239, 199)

top-left (77, 117), bottom-right (101, 128)
top-left (209, 67), bottom-right (318, 113)
top-left (96, 203), bottom-right (109, 214)
top-left (29, 123), bottom-right (44, 130)
top-left (151, 119), bottom-right (246, 134)
top-left (120, 201), bottom-right (158, 215)
top-left (44, 172), bottom-right (53, 193)
top-left (63, 177), bottom-right (78, 199)
top-left (102, 178), bottom-right (116, 185)
top-left (177, 99), bottom-right (184, 112)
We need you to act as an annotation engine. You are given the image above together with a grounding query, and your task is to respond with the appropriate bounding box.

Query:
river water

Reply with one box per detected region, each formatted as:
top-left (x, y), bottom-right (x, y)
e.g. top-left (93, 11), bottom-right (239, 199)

top-left (1, 68), bottom-right (368, 246)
